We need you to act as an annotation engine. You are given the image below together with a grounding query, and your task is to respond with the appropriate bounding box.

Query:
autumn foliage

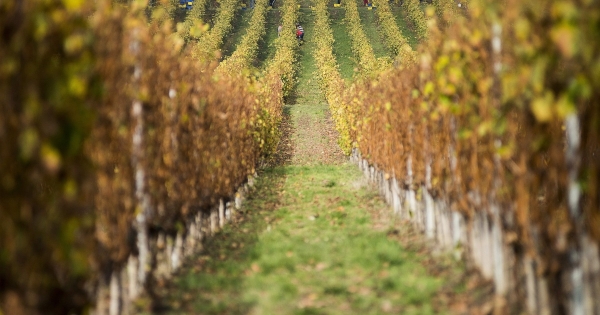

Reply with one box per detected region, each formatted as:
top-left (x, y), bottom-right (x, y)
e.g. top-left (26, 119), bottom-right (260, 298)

top-left (0, 0), bottom-right (281, 313)
top-left (338, 0), bottom-right (600, 310)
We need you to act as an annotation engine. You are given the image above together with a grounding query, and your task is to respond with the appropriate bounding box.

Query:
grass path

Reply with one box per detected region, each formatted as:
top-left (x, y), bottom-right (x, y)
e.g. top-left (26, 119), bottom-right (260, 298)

top-left (392, 4), bottom-right (419, 49)
top-left (220, 9), bottom-right (252, 60)
top-left (153, 165), bottom-right (455, 315)
top-left (329, 7), bottom-right (356, 81)
top-left (145, 2), bottom-right (493, 314)
top-left (355, 0), bottom-right (389, 58)
top-left (288, 5), bottom-right (346, 165)
top-left (255, 7), bottom-right (281, 69)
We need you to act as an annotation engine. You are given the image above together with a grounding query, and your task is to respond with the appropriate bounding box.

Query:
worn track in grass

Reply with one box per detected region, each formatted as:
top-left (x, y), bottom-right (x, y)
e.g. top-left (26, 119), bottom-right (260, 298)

top-left (142, 1), bottom-right (494, 314)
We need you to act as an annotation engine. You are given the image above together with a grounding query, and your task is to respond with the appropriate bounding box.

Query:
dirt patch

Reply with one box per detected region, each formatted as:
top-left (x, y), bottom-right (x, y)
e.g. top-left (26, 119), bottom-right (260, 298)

top-left (290, 106), bottom-right (346, 165)
top-left (265, 108), bottom-right (294, 167)
top-left (323, 112), bottom-right (347, 163)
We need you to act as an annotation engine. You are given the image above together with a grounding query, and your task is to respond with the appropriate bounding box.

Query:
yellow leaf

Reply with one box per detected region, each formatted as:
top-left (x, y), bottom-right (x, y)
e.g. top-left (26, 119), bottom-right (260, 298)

top-left (555, 95), bottom-right (575, 118)
top-left (514, 18), bottom-right (530, 40)
top-left (423, 81), bottom-right (434, 97)
top-left (551, 24), bottom-right (578, 58)
top-left (69, 76), bottom-right (87, 97)
top-left (41, 144), bottom-right (62, 173)
top-left (62, 0), bottom-right (85, 11)
top-left (63, 179), bottom-right (77, 201)
top-left (19, 129), bottom-right (39, 161)
top-left (530, 93), bottom-right (554, 123)
top-left (64, 34), bottom-right (85, 55)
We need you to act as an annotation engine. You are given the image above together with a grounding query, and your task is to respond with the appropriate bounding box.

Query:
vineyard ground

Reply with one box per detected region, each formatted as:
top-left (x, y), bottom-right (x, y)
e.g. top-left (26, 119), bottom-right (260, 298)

top-left (391, 4), bottom-right (418, 49)
top-left (255, 6), bottom-right (281, 69)
top-left (149, 165), bottom-right (490, 315)
top-left (329, 6), bottom-right (356, 81)
top-left (221, 8), bottom-right (252, 60)
top-left (355, 0), bottom-right (389, 59)
top-left (138, 2), bottom-right (494, 314)
top-left (289, 6), bottom-right (346, 165)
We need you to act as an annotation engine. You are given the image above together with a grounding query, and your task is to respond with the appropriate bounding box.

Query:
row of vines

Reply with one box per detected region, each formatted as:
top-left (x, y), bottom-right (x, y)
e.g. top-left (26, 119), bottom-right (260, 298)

top-left (343, 0), bottom-right (388, 76)
top-left (193, 0), bottom-right (241, 59)
top-left (371, 0), bottom-right (415, 64)
top-left (0, 0), bottom-right (295, 313)
top-left (319, 0), bottom-right (600, 313)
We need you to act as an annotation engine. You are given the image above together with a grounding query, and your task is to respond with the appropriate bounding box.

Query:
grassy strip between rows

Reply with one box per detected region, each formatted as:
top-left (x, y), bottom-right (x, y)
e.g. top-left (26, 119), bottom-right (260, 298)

top-left (391, 4), bottom-right (419, 50)
top-left (219, 8), bottom-right (253, 61)
top-left (217, 0), bottom-right (269, 75)
top-left (252, 0), bottom-right (299, 157)
top-left (193, 0), bottom-right (241, 60)
top-left (370, 0), bottom-right (416, 66)
top-left (263, 0), bottom-right (299, 98)
top-left (402, 0), bottom-right (428, 39)
top-left (312, 0), bottom-right (353, 154)
top-left (157, 165), bottom-right (448, 315)
top-left (343, 0), bottom-right (389, 77)
top-left (254, 7), bottom-right (281, 69)
top-left (354, 0), bottom-right (389, 59)
top-left (328, 7), bottom-right (355, 81)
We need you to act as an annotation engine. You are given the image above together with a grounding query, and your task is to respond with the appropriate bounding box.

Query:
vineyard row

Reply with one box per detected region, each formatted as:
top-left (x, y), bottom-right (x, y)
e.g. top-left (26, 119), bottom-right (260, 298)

top-left (0, 0), bottom-right (299, 313)
top-left (324, 0), bottom-right (600, 313)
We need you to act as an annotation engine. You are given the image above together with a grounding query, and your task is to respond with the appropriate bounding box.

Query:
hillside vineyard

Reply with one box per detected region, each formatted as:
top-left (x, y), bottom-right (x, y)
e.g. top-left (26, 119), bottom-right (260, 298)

top-left (1, 0), bottom-right (599, 314)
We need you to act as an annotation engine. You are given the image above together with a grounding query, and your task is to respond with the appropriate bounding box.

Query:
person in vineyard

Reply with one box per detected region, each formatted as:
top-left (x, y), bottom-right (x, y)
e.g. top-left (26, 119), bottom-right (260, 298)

top-left (296, 23), bottom-right (304, 41)
top-left (363, 0), bottom-right (369, 6)
top-left (278, 24), bottom-right (283, 37)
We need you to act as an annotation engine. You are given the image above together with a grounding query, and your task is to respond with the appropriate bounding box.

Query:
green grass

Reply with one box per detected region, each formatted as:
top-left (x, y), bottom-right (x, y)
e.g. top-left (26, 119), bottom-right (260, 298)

top-left (289, 5), bottom-right (344, 165)
top-left (290, 5), bottom-right (326, 112)
top-left (392, 5), bottom-right (419, 49)
top-left (355, 0), bottom-right (390, 59)
top-left (329, 8), bottom-right (356, 81)
top-left (255, 7), bottom-right (281, 69)
top-left (220, 9), bottom-right (252, 59)
top-left (243, 165), bottom-right (443, 314)
top-left (156, 165), bottom-right (447, 314)
top-left (295, 8), bottom-right (320, 102)
top-left (145, 3), bottom-right (477, 314)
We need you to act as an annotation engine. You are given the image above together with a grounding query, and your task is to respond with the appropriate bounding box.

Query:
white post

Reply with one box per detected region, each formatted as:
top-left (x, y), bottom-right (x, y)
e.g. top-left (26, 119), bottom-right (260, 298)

top-left (235, 191), bottom-right (243, 210)
top-left (171, 232), bottom-right (183, 272)
top-left (424, 189), bottom-right (435, 239)
top-left (196, 213), bottom-right (203, 243)
top-left (581, 236), bottom-right (600, 314)
top-left (392, 178), bottom-right (401, 216)
top-left (565, 113), bottom-right (585, 315)
top-left (491, 204), bottom-right (506, 295)
top-left (94, 277), bottom-right (109, 315)
top-left (406, 140), bottom-right (417, 221)
top-left (211, 207), bottom-right (218, 234)
top-left (219, 199), bottom-right (225, 228)
top-left (186, 221), bottom-right (196, 256)
top-left (154, 232), bottom-right (169, 279)
top-left (127, 255), bottom-right (139, 300)
top-left (109, 271), bottom-right (121, 315)
top-left (451, 211), bottom-right (463, 260)
top-left (226, 201), bottom-right (234, 222)
top-left (129, 25), bottom-right (152, 291)
top-left (166, 235), bottom-right (174, 275)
